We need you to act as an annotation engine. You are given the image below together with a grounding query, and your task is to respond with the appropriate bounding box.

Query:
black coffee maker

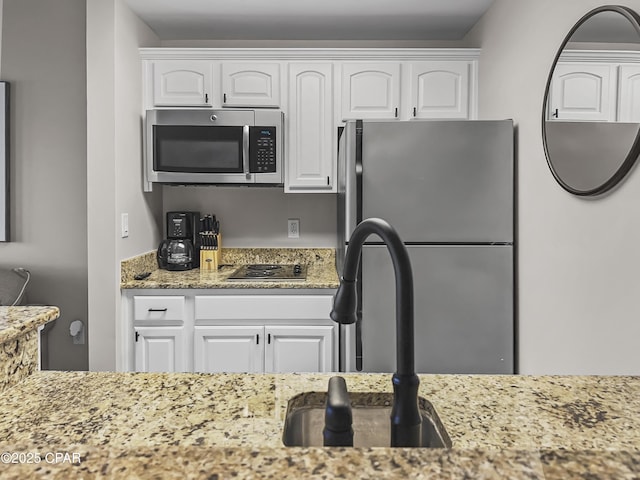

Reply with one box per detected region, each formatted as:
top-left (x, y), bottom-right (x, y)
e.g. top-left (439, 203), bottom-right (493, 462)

top-left (157, 211), bottom-right (200, 271)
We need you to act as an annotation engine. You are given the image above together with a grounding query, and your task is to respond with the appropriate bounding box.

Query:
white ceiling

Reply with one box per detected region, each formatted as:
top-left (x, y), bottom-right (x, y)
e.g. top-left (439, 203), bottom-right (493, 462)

top-left (123, 0), bottom-right (495, 41)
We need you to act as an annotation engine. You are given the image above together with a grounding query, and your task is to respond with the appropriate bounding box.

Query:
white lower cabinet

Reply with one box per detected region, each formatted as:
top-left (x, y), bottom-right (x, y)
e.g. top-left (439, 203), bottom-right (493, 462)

top-left (193, 294), bottom-right (336, 373)
top-left (194, 325), bottom-right (264, 373)
top-left (134, 326), bottom-right (188, 373)
top-left (264, 325), bottom-right (333, 373)
top-left (123, 291), bottom-right (336, 373)
top-left (194, 324), bottom-right (334, 373)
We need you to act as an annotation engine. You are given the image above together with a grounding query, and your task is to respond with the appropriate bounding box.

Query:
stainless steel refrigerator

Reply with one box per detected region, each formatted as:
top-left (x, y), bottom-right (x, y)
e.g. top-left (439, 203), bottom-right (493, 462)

top-left (337, 119), bottom-right (515, 374)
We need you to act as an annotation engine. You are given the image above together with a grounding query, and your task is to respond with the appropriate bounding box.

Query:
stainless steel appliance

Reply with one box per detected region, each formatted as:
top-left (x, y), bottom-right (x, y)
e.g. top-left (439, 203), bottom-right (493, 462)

top-left (337, 120), bottom-right (515, 374)
top-left (144, 109), bottom-right (283, 190)
top-left (227, 264), bottom-right (307, 282)
top-left (157, 211), bottom-right (200, 271)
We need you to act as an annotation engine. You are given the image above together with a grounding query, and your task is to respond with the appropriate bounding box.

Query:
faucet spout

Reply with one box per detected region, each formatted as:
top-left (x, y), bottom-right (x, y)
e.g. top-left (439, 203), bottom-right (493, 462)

top-left (331, 218), bottom-right (421, 447)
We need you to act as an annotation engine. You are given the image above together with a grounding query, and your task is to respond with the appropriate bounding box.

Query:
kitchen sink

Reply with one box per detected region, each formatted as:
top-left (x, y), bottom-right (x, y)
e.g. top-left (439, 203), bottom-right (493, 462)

top-left (282, 391), bottom-right (451, 448)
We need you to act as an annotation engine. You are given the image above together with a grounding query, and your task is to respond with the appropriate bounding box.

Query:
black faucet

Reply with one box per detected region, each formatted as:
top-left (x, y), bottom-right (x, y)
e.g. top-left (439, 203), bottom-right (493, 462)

top-left (330, 218), bottom-right (421, 447)
top-left (323, 376), bottom-right (354, 447)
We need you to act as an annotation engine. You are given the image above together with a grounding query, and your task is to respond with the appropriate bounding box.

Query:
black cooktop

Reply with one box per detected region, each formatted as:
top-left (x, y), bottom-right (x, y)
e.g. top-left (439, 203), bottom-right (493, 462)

top-left (226, 264), bottom-right (307, 281)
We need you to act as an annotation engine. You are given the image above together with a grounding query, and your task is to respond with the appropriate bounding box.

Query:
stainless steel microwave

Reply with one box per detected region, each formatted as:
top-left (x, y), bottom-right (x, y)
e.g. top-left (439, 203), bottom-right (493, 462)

top-left (144, 109), bottom-right (284, 191)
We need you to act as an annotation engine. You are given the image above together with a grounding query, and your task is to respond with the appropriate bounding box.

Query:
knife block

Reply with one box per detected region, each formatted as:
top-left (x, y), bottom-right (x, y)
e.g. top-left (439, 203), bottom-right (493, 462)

top-left (200, 250), bottom-right (217, 271)
top-left (199, 234), bottom-right (222, 271)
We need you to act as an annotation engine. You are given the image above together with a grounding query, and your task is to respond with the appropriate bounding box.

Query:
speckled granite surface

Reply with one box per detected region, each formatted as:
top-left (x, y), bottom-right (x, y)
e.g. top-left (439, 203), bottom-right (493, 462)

top-left (0, 306), bottom-right (60, 345)
top-left (0, 330), bottom-right (38, 393)
top-left (121, 248), bottom-right (339, 289)
top-left (0, 307), bottom-right (59, 393)
top-left (0, 372), bottom-right (638, 478)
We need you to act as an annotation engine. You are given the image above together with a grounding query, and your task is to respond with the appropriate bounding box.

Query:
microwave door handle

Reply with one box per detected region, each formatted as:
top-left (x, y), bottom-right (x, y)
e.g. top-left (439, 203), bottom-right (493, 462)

top-left (242, 125), bottom-right (250, 176)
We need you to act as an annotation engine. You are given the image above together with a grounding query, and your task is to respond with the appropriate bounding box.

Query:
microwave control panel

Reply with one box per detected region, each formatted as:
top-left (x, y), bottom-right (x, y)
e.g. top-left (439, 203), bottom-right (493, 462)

top-left (249, 126), bottom-right (277, 173)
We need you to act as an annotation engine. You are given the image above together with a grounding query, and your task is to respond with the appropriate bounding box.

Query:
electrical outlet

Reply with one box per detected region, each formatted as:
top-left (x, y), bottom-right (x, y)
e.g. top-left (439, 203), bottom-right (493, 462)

top-left (288, 219), bottom-right (300, 238)
top-left (121, 213), bottom-right (129, 238)
top-left (70, 320), bottom-right (85, 345)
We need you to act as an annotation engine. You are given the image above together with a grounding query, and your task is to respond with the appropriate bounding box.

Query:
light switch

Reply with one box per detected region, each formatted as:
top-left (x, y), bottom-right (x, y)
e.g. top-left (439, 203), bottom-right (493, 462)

top-left (121, 213), bottom-right (129, 238)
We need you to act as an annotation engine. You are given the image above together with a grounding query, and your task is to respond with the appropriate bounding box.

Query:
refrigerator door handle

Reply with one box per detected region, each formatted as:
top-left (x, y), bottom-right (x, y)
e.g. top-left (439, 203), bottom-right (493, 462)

top-left (355, 119), bottom-right (363, 226)
top-left (355, 119), bottom-right (364, 371)
top-left (356, 261), bottom-right (363, 371)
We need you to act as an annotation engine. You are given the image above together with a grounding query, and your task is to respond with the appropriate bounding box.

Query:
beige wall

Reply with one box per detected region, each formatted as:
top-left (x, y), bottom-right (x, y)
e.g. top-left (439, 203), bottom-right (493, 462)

top-left (0, 0), bottom-right (88, 370)
top-left (468, 0), bottom-right (640, 374)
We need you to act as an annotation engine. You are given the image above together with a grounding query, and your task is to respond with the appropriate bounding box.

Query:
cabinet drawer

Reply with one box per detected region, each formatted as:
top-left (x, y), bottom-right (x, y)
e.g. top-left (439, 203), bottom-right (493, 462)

top-left (133, 296), bottom-right (186, 322)
top-left (195, 295), bottom-right (333, 321)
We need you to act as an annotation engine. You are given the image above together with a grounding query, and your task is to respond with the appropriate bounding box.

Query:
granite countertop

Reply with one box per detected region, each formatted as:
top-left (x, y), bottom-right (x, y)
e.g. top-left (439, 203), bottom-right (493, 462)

top-left (0, 306), bottom-right (60, 345)
top-left (0, 371), bottom-right (638, 478)
top-left (120, 248), bottom-right (340, 290)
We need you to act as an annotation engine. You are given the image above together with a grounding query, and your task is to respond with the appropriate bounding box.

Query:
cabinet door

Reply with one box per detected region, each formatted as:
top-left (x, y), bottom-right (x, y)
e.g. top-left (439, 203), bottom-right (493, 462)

top-left (221, 62), bottom-right (280, 107)
top-left (134, 326), bottom-right (187, 373)
top-left (618, 65), bottom-right (640, 121)
top-left (341, 63), bottom-right (400, 120)
top-left (194, 326), bottom-right (264, 373)
top-left (410, 62), bottom-right (470, 119)
top-left (151, 60), bottom-right (212, 107)
top-left (264, 325), bottom-right (334, 373)
top-left (286, 63), bottom-right (335, 192)
top-left (548, 63), bottom-right (616, 121)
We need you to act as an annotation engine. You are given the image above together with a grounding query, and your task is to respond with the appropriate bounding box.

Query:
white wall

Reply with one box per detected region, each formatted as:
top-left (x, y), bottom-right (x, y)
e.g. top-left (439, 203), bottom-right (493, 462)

top-left (115, 3), bottom-right (163, 261)
top-left (162, 187), bottom-right (336, 247)
top-left (0, 0), bottom-right (88, 370)
top-left (0, 0), bottom-right (3, 70)
top-left (468, 0), bottom-right (640, 374)
top-left (87, 0), bottom-right (160, 371)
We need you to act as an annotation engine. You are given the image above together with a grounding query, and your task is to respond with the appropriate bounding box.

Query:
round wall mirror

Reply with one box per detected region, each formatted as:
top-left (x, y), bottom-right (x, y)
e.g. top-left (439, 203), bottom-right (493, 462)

top-left (543, 6), bottom-right (640, 196)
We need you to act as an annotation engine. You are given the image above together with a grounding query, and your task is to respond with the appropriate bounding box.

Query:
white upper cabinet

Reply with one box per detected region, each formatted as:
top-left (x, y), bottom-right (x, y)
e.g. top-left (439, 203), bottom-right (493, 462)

top-left (410, 61), bottom-right (470, 119)
top-left (140, 49), bottom-right (479, 193)
top-left (548, 63), bottom-right (616, 121)
top-left (341, 63), bottom-right (401, 120)
top-left (151, 60), bottom-right (212, 107)
top-left (618, 65), bottom-right (640, 122)
top-left (286, 63), bottom-right (335, 192)
top-left (221, 62), bottom-right (281, 107)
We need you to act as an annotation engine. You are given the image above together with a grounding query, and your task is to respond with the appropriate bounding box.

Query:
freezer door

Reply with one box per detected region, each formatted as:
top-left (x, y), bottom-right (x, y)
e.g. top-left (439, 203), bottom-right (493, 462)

top-left (356, 245), bottom-right (514, 374)
top-left (347, 120), bottom-right (514, 243)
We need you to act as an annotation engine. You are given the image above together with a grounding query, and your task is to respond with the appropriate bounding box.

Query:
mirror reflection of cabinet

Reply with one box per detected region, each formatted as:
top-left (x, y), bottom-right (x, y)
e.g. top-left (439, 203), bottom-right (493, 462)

top-left (547, 56), bottom-right (640, 123)
top-left (547, 62), bottom-right (616, 121)
top-left (542, 6), bottom-right (640, 196)
top-left (618, 65), bottom-right (640, 121)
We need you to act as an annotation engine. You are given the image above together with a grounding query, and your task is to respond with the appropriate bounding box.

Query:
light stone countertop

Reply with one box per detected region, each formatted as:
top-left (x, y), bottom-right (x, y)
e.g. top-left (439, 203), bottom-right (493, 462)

top-left (120, 248), bottom-right (340, 289)
top-left (0, 306), bottom-right (60, 394)
top-left (0, 371), bottom-right (638, 478)
top-left (0, 306), bottom-right (60, 345)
